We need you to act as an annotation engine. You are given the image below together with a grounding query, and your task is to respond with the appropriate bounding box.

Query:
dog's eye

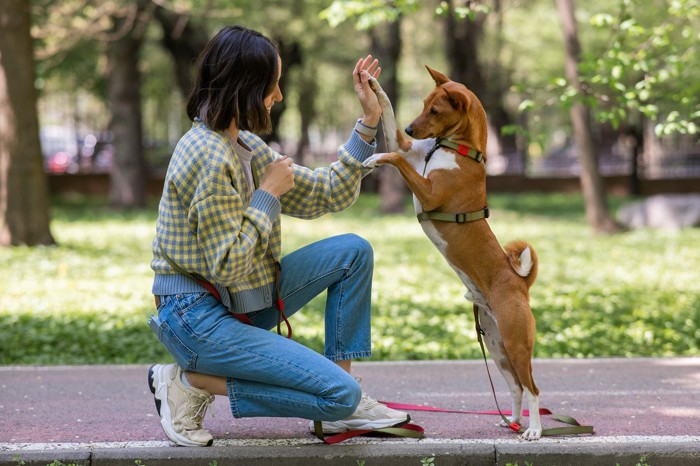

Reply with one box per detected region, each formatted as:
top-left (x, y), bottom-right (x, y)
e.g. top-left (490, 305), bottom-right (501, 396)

top-left (429, 107), bottom-right (438, 115)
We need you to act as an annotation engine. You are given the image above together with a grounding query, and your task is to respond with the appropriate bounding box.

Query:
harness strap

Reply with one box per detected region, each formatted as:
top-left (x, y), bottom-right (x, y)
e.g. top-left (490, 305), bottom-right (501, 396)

top-left (418, 138), bottom-right (488, 224)
top-left (157, 243), bottom-right (291, 338)
top-left (417, 208), bottom-right (489, 224)
top-left (436, 137), bottom-right (485, 164)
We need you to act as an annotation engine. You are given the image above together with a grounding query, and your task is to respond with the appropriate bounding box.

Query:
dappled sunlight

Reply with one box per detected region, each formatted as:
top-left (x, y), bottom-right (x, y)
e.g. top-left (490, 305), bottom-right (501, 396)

top-left (1, 193), bottom-right (698, 364)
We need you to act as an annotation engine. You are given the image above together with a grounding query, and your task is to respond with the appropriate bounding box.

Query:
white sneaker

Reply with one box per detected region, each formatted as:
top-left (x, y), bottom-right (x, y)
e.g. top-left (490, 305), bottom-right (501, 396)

top-left (310, 393), bottom-right (410, 434)
top-left (148, 364), bottom-right (215, 447)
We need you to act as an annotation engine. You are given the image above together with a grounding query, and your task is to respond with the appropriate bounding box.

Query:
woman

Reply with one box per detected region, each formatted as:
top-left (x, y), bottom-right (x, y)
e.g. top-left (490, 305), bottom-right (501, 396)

top-left (147, 25), bottom-right (408, 447)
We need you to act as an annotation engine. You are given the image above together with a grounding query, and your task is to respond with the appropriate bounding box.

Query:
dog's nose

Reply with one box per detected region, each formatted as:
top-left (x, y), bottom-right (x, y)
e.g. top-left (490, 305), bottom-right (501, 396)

top-left (405, 125), bottom-right (413, 136)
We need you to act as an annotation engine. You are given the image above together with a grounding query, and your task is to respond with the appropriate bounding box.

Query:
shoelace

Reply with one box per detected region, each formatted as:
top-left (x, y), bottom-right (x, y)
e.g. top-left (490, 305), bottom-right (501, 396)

top-left (182, 392), bottom-right (215, 431)
top-left (358, 393), bottom-right (381, 410)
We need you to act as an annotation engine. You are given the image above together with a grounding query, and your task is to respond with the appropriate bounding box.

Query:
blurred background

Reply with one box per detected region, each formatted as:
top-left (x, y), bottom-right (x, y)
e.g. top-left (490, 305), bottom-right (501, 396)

top-left (3, 0), bottom-right (699, 238)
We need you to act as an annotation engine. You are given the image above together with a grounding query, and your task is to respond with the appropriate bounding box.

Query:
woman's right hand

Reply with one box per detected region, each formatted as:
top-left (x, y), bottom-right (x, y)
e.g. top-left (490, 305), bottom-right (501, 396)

top-left (259, 156), bottom-right (294, 198)
top-left (353, 55), bottom-right (382, 129)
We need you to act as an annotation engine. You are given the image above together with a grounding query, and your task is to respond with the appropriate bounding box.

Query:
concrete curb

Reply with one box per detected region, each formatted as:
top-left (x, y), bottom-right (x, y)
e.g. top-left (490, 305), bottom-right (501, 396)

top-left (3, 437), bottom-right (700, 466)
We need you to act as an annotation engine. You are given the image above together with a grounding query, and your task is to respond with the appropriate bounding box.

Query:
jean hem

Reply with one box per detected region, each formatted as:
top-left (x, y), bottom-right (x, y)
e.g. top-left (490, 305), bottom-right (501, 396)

top-left (227, 378), bottom-right (242, 418)
top-left (325, 351), bottom-right (372, 362)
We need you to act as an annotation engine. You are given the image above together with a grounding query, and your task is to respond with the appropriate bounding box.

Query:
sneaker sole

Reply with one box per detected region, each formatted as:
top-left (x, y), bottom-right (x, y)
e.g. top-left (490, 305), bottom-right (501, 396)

top-left (312, 415), bottom-right (411, 434)
top-left (147, 365), bottom-right (162, 416)
top-left (148, 364), bottom-right (213, 447)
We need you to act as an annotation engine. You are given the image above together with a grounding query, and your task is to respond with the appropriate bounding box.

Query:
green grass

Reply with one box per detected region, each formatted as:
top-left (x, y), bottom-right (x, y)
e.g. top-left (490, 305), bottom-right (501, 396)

top-left (1, 192), bottom-right (698, 364)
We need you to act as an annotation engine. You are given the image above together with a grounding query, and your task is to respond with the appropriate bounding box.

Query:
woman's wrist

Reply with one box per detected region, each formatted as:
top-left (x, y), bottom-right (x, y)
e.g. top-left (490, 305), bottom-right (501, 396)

top-left (354, 118), bottom-right (378, 140)
top-left (359, 114), bottom-right (380, 129)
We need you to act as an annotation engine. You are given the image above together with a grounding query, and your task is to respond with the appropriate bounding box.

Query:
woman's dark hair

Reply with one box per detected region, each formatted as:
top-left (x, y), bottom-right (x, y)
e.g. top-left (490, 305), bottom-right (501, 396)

top-left (186, 25), bottom-right (279, 134)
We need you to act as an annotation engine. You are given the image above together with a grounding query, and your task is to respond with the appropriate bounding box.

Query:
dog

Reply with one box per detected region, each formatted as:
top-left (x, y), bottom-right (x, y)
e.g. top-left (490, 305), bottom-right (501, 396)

top-left (363, 67), bottom-right (543, 440)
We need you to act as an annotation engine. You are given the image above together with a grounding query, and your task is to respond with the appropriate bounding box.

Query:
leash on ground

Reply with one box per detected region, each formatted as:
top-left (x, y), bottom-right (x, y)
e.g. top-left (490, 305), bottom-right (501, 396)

top-left (314, 304), bottom-right (593, 444)
top-left (312, 421), bottom-right (425, 444)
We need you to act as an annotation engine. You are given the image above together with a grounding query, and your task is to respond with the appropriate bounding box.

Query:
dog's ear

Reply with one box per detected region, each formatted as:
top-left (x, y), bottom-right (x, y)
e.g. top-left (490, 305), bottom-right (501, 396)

top-left (443, 87), bottom-right (470, 112)
top-left (425, 66), bottom-right (449, 86)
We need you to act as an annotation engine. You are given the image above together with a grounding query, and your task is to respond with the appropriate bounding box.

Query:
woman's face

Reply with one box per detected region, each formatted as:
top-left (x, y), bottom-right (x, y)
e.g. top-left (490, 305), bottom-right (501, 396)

top-left (264, 56), bottom-right (283, 113)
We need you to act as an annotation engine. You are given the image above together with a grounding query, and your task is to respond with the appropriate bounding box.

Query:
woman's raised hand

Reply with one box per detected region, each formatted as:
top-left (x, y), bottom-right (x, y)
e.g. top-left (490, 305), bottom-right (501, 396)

top-left (353, 55), bottom-right (382, 129)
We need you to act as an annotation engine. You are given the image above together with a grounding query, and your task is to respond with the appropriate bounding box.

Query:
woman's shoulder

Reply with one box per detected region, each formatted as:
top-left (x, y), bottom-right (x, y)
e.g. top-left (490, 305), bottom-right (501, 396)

top-left (169, 123), bottom-right (233, 184)
top-left (178, 121), bottom-right (228, 152)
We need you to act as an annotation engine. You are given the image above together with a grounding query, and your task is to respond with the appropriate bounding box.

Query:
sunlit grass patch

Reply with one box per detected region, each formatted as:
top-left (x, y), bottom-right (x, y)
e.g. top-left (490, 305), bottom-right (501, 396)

top-left (0, 193), bottom-right (698, 364)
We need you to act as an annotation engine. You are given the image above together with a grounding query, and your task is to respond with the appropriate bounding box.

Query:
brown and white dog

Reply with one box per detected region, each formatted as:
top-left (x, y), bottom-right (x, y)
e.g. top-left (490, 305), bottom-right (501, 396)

top-left (364, 67), bottom-right (543, 440)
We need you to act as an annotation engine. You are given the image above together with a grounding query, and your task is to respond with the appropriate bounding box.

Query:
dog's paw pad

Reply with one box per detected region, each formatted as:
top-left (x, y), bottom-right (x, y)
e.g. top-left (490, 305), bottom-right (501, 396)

top-left (521, 428), bottom-right (542, 441)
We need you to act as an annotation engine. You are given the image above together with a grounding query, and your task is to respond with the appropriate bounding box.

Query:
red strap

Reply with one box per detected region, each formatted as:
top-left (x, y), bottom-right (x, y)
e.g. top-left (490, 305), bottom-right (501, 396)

top-left (379, 402), bottom-right (552, 417)
top-left (457, 144), bottom-right (471, 156)
top-left (316, 423), bottom-right (425, 444)
top-left (195, 270), bottom-right (291, 338)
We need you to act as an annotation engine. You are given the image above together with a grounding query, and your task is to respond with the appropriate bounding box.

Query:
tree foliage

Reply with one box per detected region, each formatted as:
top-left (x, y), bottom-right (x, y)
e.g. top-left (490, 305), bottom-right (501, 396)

top-left (540, 0), bottom-right (700, 138)
top-left (581, 0), bottom-right (699, 136)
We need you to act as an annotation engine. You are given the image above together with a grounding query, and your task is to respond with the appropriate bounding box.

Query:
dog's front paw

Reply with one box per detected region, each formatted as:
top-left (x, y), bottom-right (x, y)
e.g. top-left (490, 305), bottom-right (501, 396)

top-left (521, 427), bottom-right (542, 441)
top-left (368, 76), bottom-right (381, 93)
top-left (363, 153), bottom-right (387, 168)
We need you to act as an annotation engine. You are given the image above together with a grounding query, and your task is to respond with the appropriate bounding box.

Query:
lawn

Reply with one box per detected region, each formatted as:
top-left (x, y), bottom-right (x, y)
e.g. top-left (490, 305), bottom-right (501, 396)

top-left (1, 192), bottom-right (698, 365)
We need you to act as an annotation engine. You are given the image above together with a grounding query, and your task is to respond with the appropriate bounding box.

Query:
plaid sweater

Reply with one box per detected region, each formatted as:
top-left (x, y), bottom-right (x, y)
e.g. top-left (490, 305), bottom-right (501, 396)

top-left (151, 121), bottom-right (375, 313)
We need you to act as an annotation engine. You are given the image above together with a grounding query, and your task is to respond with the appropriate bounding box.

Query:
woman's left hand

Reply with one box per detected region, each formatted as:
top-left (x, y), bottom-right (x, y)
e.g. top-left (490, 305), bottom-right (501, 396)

top-left (353, 55), bottom-right (382, 129)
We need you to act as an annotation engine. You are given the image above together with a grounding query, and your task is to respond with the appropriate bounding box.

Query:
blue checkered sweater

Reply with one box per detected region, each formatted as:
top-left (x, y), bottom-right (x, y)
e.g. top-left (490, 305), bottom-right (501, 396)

top-left (151, 121), bottom-right (375, 314)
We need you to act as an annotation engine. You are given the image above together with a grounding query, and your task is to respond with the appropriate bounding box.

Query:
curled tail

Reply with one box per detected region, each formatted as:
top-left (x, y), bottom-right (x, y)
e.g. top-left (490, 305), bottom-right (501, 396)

top-left (504, 239), bottom-right (538, 288)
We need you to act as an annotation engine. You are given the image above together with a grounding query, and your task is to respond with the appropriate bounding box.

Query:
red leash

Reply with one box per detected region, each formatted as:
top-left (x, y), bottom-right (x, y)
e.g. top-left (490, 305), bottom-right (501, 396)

top-left (379, 402), bottom-right (550, 417)
top-left (313, 422), bottom-right (425, 444)
top-left (378, 401), bottom-right (593, 436)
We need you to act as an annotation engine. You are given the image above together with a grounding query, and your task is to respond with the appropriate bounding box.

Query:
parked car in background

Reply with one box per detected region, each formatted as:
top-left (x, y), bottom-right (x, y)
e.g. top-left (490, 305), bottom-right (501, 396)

top-left (40, 126), bottom-right (113, 174)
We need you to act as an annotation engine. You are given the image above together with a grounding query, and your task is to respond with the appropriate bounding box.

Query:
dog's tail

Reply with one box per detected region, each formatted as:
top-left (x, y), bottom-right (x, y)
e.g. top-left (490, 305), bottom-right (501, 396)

top-left (504, 240), bottom-right (538, 288)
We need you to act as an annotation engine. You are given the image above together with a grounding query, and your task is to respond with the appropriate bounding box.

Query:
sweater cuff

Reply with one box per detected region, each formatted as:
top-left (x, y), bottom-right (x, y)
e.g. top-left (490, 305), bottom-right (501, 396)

top-left (343, 129), bottom-right (377, 163)
top-left (251, 189), bottom-right (281, 221)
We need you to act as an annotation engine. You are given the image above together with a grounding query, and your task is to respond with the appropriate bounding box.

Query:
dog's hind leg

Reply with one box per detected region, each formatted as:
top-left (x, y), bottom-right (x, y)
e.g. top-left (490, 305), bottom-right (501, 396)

top-left (489, 298), bottom-right (543, 440)
top-left (476, 307), bottom-right (524, 426)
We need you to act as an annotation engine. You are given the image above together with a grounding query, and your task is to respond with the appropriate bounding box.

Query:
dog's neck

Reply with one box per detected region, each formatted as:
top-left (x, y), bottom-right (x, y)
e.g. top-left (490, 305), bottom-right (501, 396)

top-left (445, 109), bottom-right (488, 155)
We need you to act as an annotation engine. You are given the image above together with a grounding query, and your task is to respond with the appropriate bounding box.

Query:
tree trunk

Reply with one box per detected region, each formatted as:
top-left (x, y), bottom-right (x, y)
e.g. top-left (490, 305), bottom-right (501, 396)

top-left (556, 0), bottom-right (620, 233)
top-left (152, 4), bottom-right (209, 99)
top-left (370, 18), bottom-right (406, 214)
top-left (0, 0), bottom-right (55, 246)
top-left (444, 0), bottom-right (516, 155)
top-left (294, 67), bottom-right (318, 166)
top-left (107, 9), bottom-right (147, 208)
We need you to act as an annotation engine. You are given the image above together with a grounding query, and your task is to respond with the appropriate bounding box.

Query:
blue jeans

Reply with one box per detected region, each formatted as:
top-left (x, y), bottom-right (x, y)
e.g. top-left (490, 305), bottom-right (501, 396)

top-left (148, 234), bottom-right (372, 421)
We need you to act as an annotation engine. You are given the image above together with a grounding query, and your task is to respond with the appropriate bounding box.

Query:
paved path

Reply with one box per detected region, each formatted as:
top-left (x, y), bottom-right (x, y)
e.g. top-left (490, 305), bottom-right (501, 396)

top-left (1, 358), bottom-right (699, 465)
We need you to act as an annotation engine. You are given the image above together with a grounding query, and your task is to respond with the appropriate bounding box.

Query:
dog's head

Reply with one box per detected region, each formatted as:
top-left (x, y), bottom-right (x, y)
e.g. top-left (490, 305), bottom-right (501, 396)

top-left (405, 66), bottom-right (487, 150)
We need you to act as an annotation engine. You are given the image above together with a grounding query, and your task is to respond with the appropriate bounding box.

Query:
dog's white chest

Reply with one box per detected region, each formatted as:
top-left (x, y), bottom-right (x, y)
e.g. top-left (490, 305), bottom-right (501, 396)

top-left (410, 140), bottom-right (459, 179)
top-left (409, 140), bottom-right (460, 214)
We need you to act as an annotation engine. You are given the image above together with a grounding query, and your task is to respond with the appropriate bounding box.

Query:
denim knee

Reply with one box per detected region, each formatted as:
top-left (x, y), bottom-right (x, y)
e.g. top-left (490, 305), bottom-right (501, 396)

top-left (341, 233), bottom-right (373, 265)
top-left (319, 377), bottom-right (362, 421)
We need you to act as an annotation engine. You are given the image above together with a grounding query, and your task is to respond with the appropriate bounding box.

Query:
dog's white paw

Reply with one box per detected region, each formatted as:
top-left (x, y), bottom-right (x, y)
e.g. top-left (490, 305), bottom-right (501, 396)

top-left (363, 153), bottom-right (387, 168)
top-left (521, 427), bottom-right (542, 441)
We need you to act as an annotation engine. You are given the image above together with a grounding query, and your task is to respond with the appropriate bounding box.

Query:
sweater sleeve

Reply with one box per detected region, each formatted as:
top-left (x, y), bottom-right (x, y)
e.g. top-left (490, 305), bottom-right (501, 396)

top-left (272, 130), bottom-right (376, 219)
